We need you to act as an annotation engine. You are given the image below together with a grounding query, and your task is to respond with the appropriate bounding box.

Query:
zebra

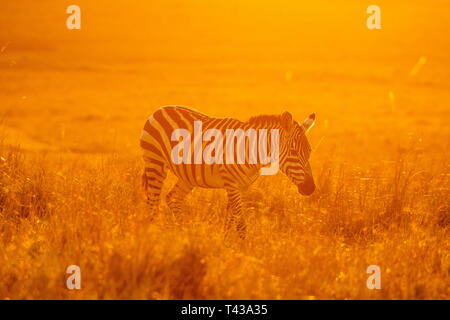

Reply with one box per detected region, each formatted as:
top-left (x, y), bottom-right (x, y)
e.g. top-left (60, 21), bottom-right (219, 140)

top-left (140, 105), bottom-right (316, 237)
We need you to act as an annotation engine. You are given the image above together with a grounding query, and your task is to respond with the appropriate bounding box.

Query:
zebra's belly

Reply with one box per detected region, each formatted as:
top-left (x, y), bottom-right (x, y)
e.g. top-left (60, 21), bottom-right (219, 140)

top-left (168, 163), bottom-right (260, 189)
top-left (168, 163), bottom-right (225, 188)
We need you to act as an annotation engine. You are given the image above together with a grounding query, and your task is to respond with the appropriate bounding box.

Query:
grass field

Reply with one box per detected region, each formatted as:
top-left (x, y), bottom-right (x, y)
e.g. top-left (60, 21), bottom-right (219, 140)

top-left (0, 0), bottom-right (449, 299)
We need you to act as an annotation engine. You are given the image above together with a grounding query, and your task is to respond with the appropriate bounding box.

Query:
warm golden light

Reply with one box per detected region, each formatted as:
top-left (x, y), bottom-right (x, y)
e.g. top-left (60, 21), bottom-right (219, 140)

top-left (0, 0), bottom-right (448, 300)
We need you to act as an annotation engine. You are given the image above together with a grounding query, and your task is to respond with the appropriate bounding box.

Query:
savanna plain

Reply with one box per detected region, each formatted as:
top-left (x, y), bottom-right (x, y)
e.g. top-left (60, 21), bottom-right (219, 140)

top-left (0, 0), bottom-right (448, 299)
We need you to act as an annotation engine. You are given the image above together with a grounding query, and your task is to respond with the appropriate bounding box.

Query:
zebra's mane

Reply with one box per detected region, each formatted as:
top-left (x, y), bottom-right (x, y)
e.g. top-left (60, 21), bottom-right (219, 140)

top-left (247, 114), bottom-right (283, 126)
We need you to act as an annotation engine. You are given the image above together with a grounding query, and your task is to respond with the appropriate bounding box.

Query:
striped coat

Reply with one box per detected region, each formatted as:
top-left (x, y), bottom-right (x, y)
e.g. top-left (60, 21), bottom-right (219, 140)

top-left (140, 106), bottom-right (316, 237)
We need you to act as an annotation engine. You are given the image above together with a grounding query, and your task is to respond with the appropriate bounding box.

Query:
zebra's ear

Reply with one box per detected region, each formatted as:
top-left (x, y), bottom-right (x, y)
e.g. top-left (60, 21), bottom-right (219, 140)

top-left (281, 111), bottom-right (293, 132)
top-left (303, 113), bottom-right (315, 133)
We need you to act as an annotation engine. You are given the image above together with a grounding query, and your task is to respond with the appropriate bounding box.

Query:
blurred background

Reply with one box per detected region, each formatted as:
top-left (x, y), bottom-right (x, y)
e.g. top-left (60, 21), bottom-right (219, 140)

top-left (1, 0), bottom-right (449, 156)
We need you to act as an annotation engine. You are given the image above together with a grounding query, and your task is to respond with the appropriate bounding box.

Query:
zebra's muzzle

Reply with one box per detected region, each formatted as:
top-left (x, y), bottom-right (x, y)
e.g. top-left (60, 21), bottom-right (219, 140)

top-left (298, 176), bottom-right (315, 196)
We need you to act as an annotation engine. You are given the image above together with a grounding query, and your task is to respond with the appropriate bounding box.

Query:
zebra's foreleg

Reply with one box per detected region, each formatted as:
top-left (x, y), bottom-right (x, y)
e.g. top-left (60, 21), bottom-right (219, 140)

top-left (166, 180), bottom-right (193, 219)
top-left (142, 158), bottom-right (167, 217)
top-left (224, 187), bottom-right (246, 239)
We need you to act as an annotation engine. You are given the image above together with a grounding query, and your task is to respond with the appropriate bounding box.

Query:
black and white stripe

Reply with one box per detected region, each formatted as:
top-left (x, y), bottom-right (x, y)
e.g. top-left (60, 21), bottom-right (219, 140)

top-left (140, 106), bottom-right (316, 237)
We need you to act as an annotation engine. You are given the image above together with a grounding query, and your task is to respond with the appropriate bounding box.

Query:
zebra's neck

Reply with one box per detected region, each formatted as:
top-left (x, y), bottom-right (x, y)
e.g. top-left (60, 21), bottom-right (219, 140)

top-left (242, 117), bottom-right (289, 173)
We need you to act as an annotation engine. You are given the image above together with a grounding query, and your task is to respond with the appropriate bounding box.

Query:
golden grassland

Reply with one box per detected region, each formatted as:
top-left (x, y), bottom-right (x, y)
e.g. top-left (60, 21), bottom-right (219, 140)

top-left (0, 0), bottom-right (449, 299)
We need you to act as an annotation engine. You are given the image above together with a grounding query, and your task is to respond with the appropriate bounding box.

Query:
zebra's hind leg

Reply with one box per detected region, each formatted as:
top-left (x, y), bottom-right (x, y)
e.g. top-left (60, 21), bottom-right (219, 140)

top-left (166, 180), bottom-right (193, 221)
top-left (142, 158), bottom-right (168, 217)
top-left (224, 187), bottom-right (246, 239)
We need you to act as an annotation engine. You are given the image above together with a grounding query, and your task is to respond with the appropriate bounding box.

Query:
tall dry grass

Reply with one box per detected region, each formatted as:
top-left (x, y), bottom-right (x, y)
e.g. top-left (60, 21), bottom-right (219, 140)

top-left (0, 134), bottom-right (448, 299)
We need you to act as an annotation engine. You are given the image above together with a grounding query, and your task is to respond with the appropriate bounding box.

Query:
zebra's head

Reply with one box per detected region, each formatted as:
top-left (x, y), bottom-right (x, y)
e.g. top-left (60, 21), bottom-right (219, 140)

top-left (280, 111), bottom-right (316, 196)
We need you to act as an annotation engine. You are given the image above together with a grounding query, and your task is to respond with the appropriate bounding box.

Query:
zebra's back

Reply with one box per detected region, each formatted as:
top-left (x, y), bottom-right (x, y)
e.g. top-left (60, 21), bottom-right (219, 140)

top-left (140, 106), bottom-right (257, 189)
